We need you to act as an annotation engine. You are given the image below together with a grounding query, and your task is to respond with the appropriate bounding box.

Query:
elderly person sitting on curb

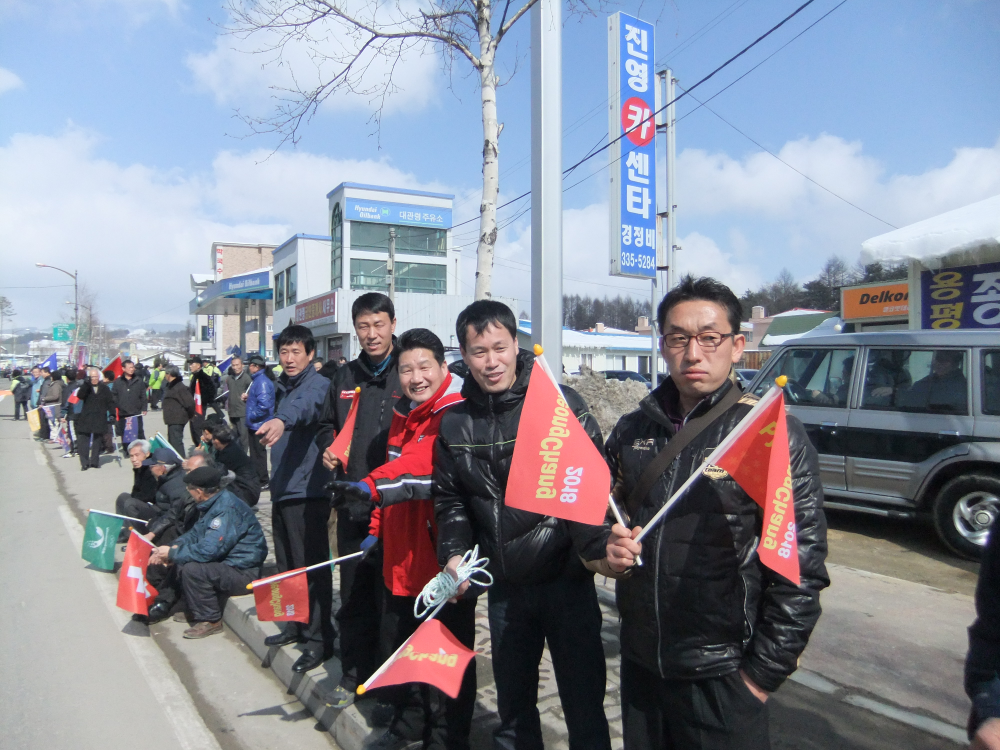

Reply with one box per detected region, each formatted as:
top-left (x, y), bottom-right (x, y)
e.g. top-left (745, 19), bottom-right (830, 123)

top-left (149, 466), bottom-right (267, 638)
top-left (114, 439), bottom-right (159, 533)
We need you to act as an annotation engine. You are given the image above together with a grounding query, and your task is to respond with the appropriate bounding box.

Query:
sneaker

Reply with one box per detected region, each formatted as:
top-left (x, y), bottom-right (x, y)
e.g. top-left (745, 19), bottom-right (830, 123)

top-left (183, 620), bottom-right (223, 639)
top-left (329, 685), bottom-right (356, 709)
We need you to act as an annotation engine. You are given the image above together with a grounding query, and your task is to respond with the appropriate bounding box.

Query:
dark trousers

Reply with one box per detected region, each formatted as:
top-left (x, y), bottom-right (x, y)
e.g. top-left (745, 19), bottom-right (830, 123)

top-left (167, 424), bottom-right (186, 457)
top-left (378, 592), bottom-right (477, 750)
top-left (149, 389), bottom-right (162, 409)
top-left (38, 410), bottom-right (52, 439)
top-left (179, 561), bottom-right (259, 622)
top-left (248, 426), bottom-right (268, 482)
top-left (336, 510), bottom-right (384, 690)
top-left (621, 660), bottom-right (770, 750)
top-left (487, 575), bottom-right (611, 750)
top-left (78, 433), bottom-right (103, 469)
top-left (189, 413), bottom-right (206, 447)
top-left (272, 497), bottom-right (334, 652)
top-left (14, 400), bottom-right (27, 420)
top-left (115, 493), bottom-right (157, 534)
top-left (117, 415), bottom-right (145, 450)
top-left (103, 425), bottom-right (115, 452)
top-left (230, 416), bottom-right (249, 455)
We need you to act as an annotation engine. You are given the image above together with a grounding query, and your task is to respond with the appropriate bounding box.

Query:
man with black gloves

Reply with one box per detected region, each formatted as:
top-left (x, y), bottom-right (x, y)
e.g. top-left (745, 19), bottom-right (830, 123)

top-left (433, 300), bottom-right (612, 750)
top-left (187, 356), bottom-right (217, 447)
top-left (317, 292), bottom-right (402, 707)
top-left (328, 328), bottom-right (472, 750)
top-left (113, 360), bottom-right (148, 449)
top-left (255, 325), bottom-right (333, 673)
top-left (149, 466), bottom-right (267, 638)
top-left (203, 421), bottom-right (261, 506)
top-left (604, 276), bottom-right (829, 750)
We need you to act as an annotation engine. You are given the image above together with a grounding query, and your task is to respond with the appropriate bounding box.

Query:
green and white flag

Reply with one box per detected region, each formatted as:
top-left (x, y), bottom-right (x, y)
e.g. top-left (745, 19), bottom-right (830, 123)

top-left (149, 432), bottom-right (182, 460)
top-left (82, 512), bottom-right (124, 570)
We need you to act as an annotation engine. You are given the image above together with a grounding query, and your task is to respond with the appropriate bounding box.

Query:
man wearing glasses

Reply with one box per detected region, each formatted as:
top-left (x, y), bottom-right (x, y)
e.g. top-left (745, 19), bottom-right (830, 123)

top-left (602, 276), bottom-right (828, 750)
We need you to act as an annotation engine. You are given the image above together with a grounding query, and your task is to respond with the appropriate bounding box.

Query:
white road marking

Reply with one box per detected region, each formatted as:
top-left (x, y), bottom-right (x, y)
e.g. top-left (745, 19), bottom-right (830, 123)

top-left (56, 503), bottom-right (223, 750)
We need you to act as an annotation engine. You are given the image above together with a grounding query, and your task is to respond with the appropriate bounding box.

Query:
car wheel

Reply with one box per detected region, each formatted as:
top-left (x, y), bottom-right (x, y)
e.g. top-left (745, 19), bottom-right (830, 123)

top-left (932, 474), bottom-right (1000, 560)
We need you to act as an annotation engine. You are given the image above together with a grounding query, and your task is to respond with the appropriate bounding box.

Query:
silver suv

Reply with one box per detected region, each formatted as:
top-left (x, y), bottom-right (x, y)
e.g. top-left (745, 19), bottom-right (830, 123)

top-left (747, 330), bottom-right (1000, 560)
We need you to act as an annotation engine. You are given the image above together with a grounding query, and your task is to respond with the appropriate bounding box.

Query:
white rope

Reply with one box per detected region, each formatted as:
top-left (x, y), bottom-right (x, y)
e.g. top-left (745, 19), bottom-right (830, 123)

top-left (413, 545), bottom-right (493, 619)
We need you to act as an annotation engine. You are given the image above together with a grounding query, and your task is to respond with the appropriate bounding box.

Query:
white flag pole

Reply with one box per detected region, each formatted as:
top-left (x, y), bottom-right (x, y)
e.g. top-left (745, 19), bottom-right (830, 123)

top-left (88, 508), bottom-right (150, 524)
top-left (356, 599), bottom-right (449, 696)
top-left (246, 550), bottom-right (365, 590)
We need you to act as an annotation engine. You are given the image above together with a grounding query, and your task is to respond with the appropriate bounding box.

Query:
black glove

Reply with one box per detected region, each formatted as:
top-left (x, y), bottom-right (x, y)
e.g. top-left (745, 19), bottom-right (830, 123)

top-left (326, 480), bottom-right (374, 522)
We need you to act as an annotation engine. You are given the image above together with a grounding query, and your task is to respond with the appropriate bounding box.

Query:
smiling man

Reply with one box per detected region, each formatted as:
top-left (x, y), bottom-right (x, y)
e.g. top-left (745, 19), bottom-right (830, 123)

top-left (604, 276), bottom-right (829, 750)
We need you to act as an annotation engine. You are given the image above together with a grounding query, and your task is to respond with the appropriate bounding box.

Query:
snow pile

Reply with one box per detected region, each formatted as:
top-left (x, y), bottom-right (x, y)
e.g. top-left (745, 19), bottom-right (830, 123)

top-left (563, 367), bottom-right (648, 438)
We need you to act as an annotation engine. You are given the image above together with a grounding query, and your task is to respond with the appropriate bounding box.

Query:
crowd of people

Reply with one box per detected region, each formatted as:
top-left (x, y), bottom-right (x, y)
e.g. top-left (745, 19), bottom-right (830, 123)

top-left (14, 277), bottom-right (1000, 750)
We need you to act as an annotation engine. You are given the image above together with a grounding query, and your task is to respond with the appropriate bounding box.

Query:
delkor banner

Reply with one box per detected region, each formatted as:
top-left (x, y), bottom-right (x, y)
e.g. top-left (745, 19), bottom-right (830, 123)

top-left (608, 12), bottom-right (656, 279)
top-left (921, 261), bottom-right (1000, 329)
top-left (841, 282), bottom-right (909, 321)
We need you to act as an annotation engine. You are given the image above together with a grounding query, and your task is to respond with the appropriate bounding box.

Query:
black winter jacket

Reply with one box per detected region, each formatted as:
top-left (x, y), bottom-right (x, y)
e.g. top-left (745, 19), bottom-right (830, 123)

top-left (966, 516), bottom-right (1000, 738)
top-left (153, 465), bottom-right (190, 515)
top-left (112, 373), bottom-right (147, 416)
top-left (75, 380), bottom-right (115, 434)
top-left (318, 344), bottom-right (402, 486)
top-left (434, 350), bottom-right (608, 586)
top-left (162, 378), bottom-right (195, 426)
top-left (216, 441), bottom-right (261, 506)
top-left (189, 369), bottom-right (217, 409)
top-left (131, 466), bottom-right (158, 503)
top-left (604, 377), bottom-right (829, 693)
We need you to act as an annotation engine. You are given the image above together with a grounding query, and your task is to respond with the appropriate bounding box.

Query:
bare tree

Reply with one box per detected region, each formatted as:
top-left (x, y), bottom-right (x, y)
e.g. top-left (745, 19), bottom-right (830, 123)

top-left (226, 0), bottom-right (604, 300)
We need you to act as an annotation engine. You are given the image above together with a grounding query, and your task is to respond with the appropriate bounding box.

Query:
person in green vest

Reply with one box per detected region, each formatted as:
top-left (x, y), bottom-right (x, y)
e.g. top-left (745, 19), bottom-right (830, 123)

top-left (148, 363), bottom-right (166, 411)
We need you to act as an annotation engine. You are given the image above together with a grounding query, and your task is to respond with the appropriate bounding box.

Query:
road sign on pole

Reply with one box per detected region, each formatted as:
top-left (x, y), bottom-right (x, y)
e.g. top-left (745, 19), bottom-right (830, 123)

top-left (608, 12), bottom-right (656, 279)
top-left (53, 323), bottom-right (75, 341)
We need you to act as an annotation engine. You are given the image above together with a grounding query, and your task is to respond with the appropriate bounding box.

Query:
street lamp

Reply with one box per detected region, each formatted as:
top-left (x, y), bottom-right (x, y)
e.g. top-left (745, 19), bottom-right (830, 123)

top-left (36, 263), bottom-right (78, 365)
top-left (67, 300), bottom-right (94, 365)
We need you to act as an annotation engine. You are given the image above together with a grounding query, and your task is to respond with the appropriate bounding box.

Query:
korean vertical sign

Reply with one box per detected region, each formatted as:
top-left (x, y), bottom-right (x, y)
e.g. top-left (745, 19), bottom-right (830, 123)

top-left (608, 12), bottom-right (656, 279)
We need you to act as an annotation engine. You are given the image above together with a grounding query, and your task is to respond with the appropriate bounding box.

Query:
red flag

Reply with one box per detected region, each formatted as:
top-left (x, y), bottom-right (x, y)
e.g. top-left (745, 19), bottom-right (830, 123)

top-left (504, 352), bottom-right (610, 525)
top-left (67, 387), bottom-right (80, 405)
top-left (360, 619), bottom-right (475, 699)
top-left (107, 355), bottom-right (124, 379)
top-left (327, 387), bottom-right (360, 468)
top-left (194, 379), bottom-right (203, 416)
top-left (251, 569), bottom-right (310, 623)
top-left (713, 390), bottom-right (800, 585)
top-left (116, 532), bottom-right (158, 615)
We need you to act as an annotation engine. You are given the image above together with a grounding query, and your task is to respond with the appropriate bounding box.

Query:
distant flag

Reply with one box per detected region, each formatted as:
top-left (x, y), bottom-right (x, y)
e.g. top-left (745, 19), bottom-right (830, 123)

top-left (75, 346), bottom-right (87, 369)
top-left (123, 416), bottom-right (138, 444)
top-left (67, 387), bottom-right (80, 405)
top-left (106, 355), bottom-right (124, 379)
top-left (56, 421), bottom-right (71, 452)
top-left (0, 389), bottom-right (10, 404)
top-left (326, 387), bottom-right (361, 468)
top-left (82, 511), bottom-right (125, 571)
top-left (37, 352), bottom-right (57, 371)
top-left (504, 346), bottom-right (611, 525)
top-left (193, 379), bottom-right (203, 416)
top-left (25, 408), bottom-right (42, 432)
top-left (149, 432), bottom-right (183, 460)
top-left (217, 355), bottom-right (233, 374)
top-left (358, 619), bottom-right (475, 699)
top-left (250, 568), bottom-right (310, 623)
top-left (116, 531), bottom-right (158, 615)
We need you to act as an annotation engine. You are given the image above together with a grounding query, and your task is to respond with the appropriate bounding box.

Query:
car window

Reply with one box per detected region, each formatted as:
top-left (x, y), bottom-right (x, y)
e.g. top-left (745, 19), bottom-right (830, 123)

top-left (752, 348), bottom-right (855, 406)
top-left (984, 350), bottom-right (1000, 416)
top-left (861, 348), bottom-right (968, 415)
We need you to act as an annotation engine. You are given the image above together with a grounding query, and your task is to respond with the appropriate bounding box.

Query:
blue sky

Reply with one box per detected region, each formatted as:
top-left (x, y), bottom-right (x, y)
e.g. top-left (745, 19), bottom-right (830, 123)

top-left (2, 0), bottom-right (999, 328)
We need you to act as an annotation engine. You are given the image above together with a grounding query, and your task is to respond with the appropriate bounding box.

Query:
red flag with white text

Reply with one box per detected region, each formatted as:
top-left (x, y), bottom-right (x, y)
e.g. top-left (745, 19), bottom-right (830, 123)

top-left (504, 355), bottom-right (610, 525)
top-left (327, 387), bottom-right (360, 468)
top-left (194, 379), bottom-right (203, 416)
top-left (251, 568), bottom-right (310, 623)
top-left (712, 390), bottom-right (800, 585)
top-left (362, 619), bottom-right (475, 699)
top-left (116, 532), bottom-right (158, 615)
top-left (106, 355), bottom-right (124, 379)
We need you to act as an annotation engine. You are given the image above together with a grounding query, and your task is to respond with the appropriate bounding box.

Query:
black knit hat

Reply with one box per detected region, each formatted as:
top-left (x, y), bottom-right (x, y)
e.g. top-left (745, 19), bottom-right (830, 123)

top-left (183, 466), bottom-right (223, 488)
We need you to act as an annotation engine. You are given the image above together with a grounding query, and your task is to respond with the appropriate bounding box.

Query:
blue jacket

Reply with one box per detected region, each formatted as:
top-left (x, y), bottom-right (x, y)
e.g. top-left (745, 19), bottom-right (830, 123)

top-left (30, 376), bottom-right (43, 408)
top-left (269, 365), bottom-right (332, 501)
top-left (245, 368), bottom-right (275, 430)
top-left (169, 488), bottom-right (267, 569)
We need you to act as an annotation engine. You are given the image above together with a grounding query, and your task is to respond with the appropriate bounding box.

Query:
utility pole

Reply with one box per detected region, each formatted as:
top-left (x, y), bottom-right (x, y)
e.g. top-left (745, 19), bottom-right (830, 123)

top-left (36, 263), bottom-right (77, 367)
top-left (530, 0), bottom-right (562, 372)
top-left (652, 69), bottom-right (677, 382)
top-left (387, 228), bottom-right (397, 303)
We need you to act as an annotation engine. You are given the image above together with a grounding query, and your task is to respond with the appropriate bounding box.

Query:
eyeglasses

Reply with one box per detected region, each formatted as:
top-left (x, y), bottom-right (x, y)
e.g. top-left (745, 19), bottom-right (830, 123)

top-left (662, 332), bottom-right (736, 351)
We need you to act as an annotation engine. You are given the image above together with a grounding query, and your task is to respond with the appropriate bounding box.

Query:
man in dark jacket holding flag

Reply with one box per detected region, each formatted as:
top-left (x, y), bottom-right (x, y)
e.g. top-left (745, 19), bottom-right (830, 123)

top-left (113, 359), bottom-right (148, 450)
top-left (603, 276), bottom-right (828, 750)
top-left (433, 300), bottom-right (611, 750)
top-left (187, 356), bottom-right (216, 447)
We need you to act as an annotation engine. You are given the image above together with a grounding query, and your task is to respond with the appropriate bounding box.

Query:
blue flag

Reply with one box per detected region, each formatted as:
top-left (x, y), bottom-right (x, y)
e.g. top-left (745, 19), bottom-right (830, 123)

top-left (123, 416), bottom-right (138, 444)
top-left (37, 352), bottom-right (57, 370)
top-left (217, 355), bottom-right (233, 374)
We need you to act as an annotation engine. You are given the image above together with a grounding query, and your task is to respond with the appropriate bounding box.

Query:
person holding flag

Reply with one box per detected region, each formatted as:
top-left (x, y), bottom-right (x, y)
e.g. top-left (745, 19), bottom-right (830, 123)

top-left (433, 300), bottom-right (612, 750)
top-left (187, 356), bottom-right (217, 447)
top-left (75, 367), bottom-right (115, 470)
top-left (112, 359), bottom-right (147, 454)
top-left (603, 276), bottom-right (829, 750)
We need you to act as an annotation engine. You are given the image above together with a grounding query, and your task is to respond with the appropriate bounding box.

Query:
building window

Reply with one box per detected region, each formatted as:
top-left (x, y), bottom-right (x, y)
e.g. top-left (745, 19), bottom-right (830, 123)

top-left (286, 264), bottom-right (297, 306)
top-left (349, 259), bottom-right (447, 294)
top-left (638, 355), bottom-right (650, 375)
top-left (351, 222), bottom-right (446, 257)
top-left (581, 353), bottom-right (594, 369)
top-left (331, 203), bottom-right (343, 289)
top-left (275, 270), bottom-right (285, 309)
top-left (200, 326), bottom-right (211, 342)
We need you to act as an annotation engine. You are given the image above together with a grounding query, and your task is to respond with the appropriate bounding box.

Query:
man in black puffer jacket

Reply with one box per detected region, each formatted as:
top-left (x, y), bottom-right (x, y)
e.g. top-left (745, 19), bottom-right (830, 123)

top-left (434, 300), bottom-right (611, 750)
top-left (604, 276), bottom-right (828, 750)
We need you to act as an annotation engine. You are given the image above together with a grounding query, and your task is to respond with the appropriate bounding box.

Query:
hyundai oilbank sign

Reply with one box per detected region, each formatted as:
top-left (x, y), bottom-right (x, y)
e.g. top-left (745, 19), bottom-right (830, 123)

top-left (608, 12), bottom-right (656, 279)
top-left (346, 198), bottom-right (452, 229)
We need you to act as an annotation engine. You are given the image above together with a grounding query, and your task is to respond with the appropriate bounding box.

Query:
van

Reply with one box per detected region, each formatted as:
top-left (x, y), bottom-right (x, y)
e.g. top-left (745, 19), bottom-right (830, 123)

top-left (746, 330), bottom-right (1000, 559)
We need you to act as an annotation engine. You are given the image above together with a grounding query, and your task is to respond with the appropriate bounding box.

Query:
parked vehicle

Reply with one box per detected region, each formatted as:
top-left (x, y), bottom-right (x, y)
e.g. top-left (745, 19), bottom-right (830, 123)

top-left (746, 330), bottom-right (1000, 560)
top-left (601, 370), bottom-right (652, 390)
top-left (736, 368), bottom-right (758, 387)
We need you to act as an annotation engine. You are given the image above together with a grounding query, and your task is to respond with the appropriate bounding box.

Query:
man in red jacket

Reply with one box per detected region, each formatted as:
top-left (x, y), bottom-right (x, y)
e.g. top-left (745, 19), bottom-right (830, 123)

top-left (328, 328), bottom-right (473, 750)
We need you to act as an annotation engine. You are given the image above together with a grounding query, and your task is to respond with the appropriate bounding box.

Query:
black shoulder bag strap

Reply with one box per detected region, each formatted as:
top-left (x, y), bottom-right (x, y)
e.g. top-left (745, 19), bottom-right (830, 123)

top-left (624, 384), bottom-right (744, 521)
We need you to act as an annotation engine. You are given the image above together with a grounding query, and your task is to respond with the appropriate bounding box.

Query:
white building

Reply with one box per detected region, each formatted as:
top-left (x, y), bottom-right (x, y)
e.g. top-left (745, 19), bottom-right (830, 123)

top-left (516, 320), bottom-right (661, 377)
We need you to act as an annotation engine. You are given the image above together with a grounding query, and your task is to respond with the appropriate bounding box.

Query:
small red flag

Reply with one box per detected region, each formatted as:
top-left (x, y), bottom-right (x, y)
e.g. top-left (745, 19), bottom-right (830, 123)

top-left (67, 387), bottom-right (80, 404)
top-left (107, 355), bottom-right (124, 379)
top-left (504, 353), bottom-right (610, 525)
top-left (252, 569), bottom-right (310, 623)
top-left (116, 532), bottom-right (158, 615)
top-left (361, 619), bottom-right (475, 699)
top-left (713, 390), bottom-right (800, 585)
top-left (194, 379), bottom-right (203, 416)
top-left (327, 387), bottom-right (360, 468)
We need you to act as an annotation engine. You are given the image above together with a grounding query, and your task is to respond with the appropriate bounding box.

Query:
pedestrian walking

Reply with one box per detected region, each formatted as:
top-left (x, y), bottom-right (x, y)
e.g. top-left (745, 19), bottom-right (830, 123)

top-left (225, 356), bottom-right (252, 453)
top-left (162, 366), bottom-right (195, 456)
top-left (75, 367), bottom-right (115, 470)
top-left (243, 353), bottom-right (274, 487)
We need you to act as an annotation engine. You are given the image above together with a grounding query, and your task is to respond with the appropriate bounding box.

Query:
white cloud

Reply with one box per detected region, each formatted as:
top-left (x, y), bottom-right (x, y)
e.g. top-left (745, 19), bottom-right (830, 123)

top-left (186, 3), bottom-right (442, 121)
top-left (0, 128), bottom-right (444, 327)
top-left (0, 67), bottom-right (24, 95)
